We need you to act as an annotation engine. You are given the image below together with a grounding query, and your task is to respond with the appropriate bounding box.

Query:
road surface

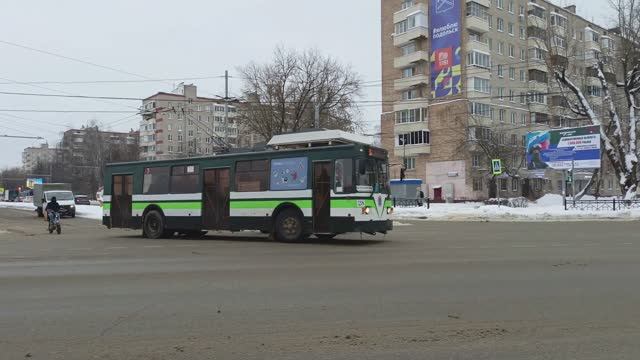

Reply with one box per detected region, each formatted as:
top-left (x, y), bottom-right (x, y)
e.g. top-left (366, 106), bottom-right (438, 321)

top-left (1, 208), bottom-right (640, 359)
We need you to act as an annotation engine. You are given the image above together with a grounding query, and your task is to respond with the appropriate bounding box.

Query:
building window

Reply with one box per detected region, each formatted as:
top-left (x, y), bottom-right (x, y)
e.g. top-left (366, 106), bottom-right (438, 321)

top-left (497, 64), bottom-right (504, 77)
top-left (401, 42), bottom-right (417, 55)
top-left (472, 154), bottom-right (481, 167)
top-left (520, 70), bottom-right (526, 82)
top-left (528, 91), bottom-right (547, 104)
top-left (167, 134), bottom-right (173, 142)
top-left (395, 108), bottom-right (423, 123)
top-left (510, 112), bottom-right (517, 124)
top-left (402, 67), bottom-right (416, 78)
top-left (511, 178), bottom-right (519, 191)
top-left (520, 26), bottom-right (525, 40)
top-left (470, 102), bottom-right (492, 117)
top-left (497, 41), bottom-right (504, 54)
top-left (497, 87), bottom-right (505, 100)
top-left (467, 51), bottom-right (492, 68)
top-left (496, 0), bottom-right (504, 9)
top-left (473, 178), bottom-right (483, 191)
top-left (401, 0), bottom-right (415, 10)
top-left (521, 113), bottom-right (527, 124)
top-left (143, 167), bottom-right (170, 194)
top-left (403, 157), bottom-right (416, 170)
top-left (586, 86), bottom-right (602, 97)
top-left (397, 130), bottom-right (430, 146)
top-left (508, 22), bottom-right (514, 36)
top-left (500, 179), bottom-right (508, 191)
top-left (170, 165), bottom-right (199, 194)
top-left (471, 77), bottom-right (491, 93)
top-left (529, 47), bottom-right (547, 60)
top-left (509, 66), bottom-right (515, 80)
top-left (235, 160), bottom-right (269, 192)
top-left (509, 44), bottom-right (515, 57)
top-left (467, 2), bottom-right (489, 20)
top-left (402, 89), bottom-right (419, 100)
top-left (498, 109), bottom-right (506, 123)
top-left (520, 48), bottom-right (526, 60)
top-left (550, 13), bottom-right (568, 28)
top-left (508, 0), bottom-right (514, 13)
top-left (497, 18), bottom-right (504, 32)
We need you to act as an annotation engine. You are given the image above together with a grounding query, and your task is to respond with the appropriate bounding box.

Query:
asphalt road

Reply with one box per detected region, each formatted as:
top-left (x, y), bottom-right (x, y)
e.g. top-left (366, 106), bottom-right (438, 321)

top-left (1, 208), bottom-right (640, 359)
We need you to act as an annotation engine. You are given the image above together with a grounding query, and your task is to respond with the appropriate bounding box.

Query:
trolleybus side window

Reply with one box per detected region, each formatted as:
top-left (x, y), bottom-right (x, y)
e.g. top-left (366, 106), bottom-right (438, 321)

top-left (235, 159), bottom-right (269, 192)
top-left (334, 159), bottom-right (354, 193)
top-left (170, 165), bottom-right (199, 193)
top-left (143, 167), bottom-right (170, 194)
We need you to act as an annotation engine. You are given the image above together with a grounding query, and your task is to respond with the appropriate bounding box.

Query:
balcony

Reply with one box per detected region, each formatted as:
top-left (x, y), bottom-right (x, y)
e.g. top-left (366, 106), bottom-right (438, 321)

top-left (529, 102), bottom-right (549, 114)
top-left (467, 0), bottom-right (491, 7)
top-left (466, 16), bottom-right (489, 33)
top-left (393, 26), bottom-right (429, 47)
top-left (394, 144), bottom-right (431, 157)
top-left (394, 74), bottom-right (429, 91)
top-left (467, 40), bottom-right (489, 53)
top-left (393, 2), bottom-right (428, 24)
top-left (394, 121), bottom-right (429, 134)
top-left (528, 80), bottom-right (548, 93)
top-left (528, 37), bottom-right (547, 50)
top-left (528, 14), bottom-right (547, 30)
top-left (393, 97), bottom-right (428, 112)
top-left (394, 50), bottom-right (429, 69)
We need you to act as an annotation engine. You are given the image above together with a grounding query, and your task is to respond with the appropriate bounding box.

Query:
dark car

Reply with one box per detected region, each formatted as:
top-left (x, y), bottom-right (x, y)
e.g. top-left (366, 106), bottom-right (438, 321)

top-left (74, 195), bottom-right (91, 205)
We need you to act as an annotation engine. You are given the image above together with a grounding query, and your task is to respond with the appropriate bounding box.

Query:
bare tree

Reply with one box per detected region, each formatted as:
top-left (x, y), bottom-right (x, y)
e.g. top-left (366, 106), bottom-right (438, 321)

top-left (238, 47), bottom-right (363, 139)
top-left (545, 0), bottom-right (640, 199)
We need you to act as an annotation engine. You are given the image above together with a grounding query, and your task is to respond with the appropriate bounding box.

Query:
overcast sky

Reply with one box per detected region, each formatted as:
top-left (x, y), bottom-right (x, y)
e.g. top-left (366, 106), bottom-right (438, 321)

top-left (0, 0), bottom-right (612, 168)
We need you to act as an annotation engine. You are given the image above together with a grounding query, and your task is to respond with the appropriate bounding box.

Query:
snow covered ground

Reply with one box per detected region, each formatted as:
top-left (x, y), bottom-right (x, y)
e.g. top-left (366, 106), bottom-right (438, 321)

top-left (393, 194), bottom-right (640, 222)
top-left (0, 202), bottom-right (102, 220)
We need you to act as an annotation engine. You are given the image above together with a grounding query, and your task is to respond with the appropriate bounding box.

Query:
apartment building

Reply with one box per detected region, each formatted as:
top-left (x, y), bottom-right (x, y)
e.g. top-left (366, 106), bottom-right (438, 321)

top-left (381, 0), bottom-right (623, 201)
top-left (140, 84), bottom-right (240, 161)
top-left (22, 143), bottom-right (58, 173)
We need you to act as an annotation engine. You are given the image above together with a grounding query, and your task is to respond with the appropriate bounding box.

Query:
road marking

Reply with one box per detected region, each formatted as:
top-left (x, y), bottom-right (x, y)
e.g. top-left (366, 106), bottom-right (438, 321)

top-left (584, 243), bottom-right (600, 246)
top-left (142, 245), bottom-right (164, 248)
top-left (69, 248), bottom-right (93, 251)
top-left (551, 244), bottom-right (569, 247)
top-left (512, 245), bottom-right (537, 248)
top-left (175, 244), bottom-right (198, 248)
top-left (623, 242), bottom-right (633, 245)
top-left (105, 246), bottom-right (128, 250)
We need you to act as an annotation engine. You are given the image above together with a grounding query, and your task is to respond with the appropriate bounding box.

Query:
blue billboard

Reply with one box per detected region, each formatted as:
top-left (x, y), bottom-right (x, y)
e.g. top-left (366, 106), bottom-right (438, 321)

top-left (430, 0), bottom-right (462, 98)
top-left (526, 126), bottom-right (601, 170)
top-left (270, 157), bottom-right (308, 191)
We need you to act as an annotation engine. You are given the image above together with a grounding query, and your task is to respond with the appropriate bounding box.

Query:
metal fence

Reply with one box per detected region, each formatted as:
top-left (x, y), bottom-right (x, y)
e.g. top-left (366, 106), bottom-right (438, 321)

top-left (565, 199), bottom-right (640, 211)
top-left (393, 198), bottom-right (430, 209)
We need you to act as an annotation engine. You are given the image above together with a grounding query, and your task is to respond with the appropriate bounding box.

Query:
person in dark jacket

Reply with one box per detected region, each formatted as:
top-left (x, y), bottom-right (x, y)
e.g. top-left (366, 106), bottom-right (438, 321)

top-left (45, 196), bottom-right (61, 221)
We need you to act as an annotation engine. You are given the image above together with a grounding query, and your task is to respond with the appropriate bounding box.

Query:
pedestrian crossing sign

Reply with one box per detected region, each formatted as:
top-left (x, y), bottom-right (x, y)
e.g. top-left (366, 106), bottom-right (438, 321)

top-left (492, 159), bottom-right (502, 175)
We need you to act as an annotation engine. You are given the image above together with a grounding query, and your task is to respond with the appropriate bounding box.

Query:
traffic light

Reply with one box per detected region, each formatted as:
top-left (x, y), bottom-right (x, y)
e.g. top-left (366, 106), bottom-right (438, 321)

top-left (567, 170), bottom-right (573, 183)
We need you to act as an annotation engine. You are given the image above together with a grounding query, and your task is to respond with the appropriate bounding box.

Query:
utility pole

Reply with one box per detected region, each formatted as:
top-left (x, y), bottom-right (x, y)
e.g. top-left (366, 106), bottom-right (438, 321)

top-left (224, 70), bottom-right (229, 146)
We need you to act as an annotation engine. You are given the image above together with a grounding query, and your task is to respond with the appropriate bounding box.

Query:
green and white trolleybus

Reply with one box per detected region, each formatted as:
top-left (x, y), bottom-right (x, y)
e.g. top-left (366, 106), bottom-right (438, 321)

top-left (102, 130), bottom-right (393, 241)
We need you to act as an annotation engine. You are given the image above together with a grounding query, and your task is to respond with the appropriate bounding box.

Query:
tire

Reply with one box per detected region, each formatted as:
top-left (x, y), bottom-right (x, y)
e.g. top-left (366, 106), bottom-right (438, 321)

top-left (315, 233), bottom-right (337, 240)
top-left (56, 224), bottom-right (61, 234)
top-left (274, 208), bottom-right (304, 242)
top-left (71, 212), bottom-right (76, 218)
top-left (37, 208), bottom-right (44, 218)
top-left (143, 210), bottom-right (166, 239)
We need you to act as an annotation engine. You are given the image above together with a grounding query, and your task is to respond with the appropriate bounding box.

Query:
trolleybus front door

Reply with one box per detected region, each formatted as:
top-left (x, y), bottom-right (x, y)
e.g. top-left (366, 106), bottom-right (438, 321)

top-left (202, 168), bottom-right (230, 230)
top-left (312, 162), bottom-right (331, 233)
top-left (111, 174), bottom-right (132, 228)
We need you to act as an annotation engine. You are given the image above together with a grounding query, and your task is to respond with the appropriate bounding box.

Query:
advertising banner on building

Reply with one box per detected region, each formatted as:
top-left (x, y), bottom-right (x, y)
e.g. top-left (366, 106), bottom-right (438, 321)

top-left (430, 0), bottom-right (462, 98)
top-left (526, 126), bottom-right (601, 170)
top-left (25, 178), bottom-right (44, 189)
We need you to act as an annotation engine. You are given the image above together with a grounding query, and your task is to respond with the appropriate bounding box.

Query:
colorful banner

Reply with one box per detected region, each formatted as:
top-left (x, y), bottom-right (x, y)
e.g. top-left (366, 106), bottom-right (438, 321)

top-left (526, 126), bottom-right (601, 170)
top-left (26, 178), bottom-right (44, 189)
top-left (430, 0), bottom-right (462, 98)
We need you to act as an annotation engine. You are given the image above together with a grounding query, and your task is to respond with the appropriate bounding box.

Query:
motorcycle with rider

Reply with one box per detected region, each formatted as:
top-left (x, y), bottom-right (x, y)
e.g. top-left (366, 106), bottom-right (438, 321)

top-left (45, 196), bottom-right (62, 234)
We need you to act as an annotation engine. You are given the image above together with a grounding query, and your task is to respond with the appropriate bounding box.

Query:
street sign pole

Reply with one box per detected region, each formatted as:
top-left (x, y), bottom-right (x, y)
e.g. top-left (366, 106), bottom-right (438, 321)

top-left (562, 169), bottom-right (567, 207)
top-left (571, 157), bottom-right (576, 207)
top-left (492, 159), bottom-right (503, 207)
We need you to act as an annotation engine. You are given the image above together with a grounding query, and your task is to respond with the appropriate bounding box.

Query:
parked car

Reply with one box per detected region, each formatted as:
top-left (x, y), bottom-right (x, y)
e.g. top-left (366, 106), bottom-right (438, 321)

top-left (74, 195), bottom-right (91, 205)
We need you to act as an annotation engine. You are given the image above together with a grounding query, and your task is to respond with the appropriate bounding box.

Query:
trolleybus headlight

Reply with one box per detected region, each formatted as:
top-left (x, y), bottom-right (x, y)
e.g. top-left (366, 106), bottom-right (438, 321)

top-left (387, 207), bottom-right (393, 215)
top-left (362, 206), bottom-right (370, 215)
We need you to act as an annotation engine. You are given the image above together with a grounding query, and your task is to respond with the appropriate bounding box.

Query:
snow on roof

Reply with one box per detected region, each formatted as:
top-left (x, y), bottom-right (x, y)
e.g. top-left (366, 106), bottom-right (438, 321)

top-left (267, 129), bottom-right (373, 147)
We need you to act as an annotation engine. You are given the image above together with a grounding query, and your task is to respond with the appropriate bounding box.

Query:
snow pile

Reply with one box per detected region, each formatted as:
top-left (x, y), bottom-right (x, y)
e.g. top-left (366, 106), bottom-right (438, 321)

top-left (393, 194), bottom-right (640, 222)
top-left (0, 202), bottom-right (102, 220)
